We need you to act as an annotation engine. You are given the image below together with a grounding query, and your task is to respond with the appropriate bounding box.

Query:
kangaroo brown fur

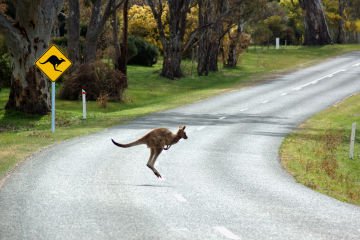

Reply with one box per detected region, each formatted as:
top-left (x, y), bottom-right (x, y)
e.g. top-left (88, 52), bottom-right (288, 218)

top-left (111, 126), bottom-right (188, 178)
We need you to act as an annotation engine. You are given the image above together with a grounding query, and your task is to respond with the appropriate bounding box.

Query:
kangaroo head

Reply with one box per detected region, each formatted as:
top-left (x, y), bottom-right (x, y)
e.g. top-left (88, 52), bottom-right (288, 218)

top-left (60, 58), bottom-right (65, 63)
top-left (177, 126), bottom-right (188, 139)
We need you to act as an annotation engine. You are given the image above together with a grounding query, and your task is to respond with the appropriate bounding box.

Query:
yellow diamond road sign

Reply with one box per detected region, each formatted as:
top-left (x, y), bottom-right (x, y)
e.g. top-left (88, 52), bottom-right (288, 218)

top-left (35, 45), bottom-right (72, 82)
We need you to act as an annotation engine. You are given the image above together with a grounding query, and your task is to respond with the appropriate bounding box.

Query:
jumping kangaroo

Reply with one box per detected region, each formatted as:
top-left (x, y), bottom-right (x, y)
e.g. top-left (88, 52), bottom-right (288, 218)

top-left (111, 126), bottom-right (188, 178)
top-left (40, 55), bottom-right (65, 72)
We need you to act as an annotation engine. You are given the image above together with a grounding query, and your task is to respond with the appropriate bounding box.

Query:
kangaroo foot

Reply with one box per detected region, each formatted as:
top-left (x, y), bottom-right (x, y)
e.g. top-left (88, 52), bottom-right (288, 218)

top-left (147, 164), bottom-right (162, 178)
top-left (154, 171), bottom-right (162, 178)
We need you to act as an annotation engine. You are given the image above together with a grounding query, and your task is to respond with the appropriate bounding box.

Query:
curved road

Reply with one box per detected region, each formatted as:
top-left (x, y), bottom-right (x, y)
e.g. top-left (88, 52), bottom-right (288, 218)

top-left (1, 52), bottom-right (360, 240)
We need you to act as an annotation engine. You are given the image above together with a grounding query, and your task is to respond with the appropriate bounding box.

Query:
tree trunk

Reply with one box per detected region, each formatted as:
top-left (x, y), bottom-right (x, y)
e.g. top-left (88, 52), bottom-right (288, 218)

top-left (226, 37), bottom-right (238, 67)
top-left (162, 39), bottom-right (183, 79)
top-left (197, 0), bottom-right (210, 76)
top-left (208, 40), bottom-right (220, 72)
top-left (147, 0), bottom-right (190, 79)
top-left (119, 0), bottom-right (129, 77)
top-left (84, 0), bottom-right (124, 63)
top-left (111, 0), bottom-right (128, 87)
top-left (299, 0), bottom-right (332, 45)
top-left (84, 0), bottom-right (102, 63)
top-left (111, 3), bottom-right (121, 70)
top-left (0, 0), bottom-right (64, 114)
top-left (225, 24), bottom-right (243, 68)
top-left (197, 0), bottom-right (225, 75)
top-left (336, 0), bottom-right (346, 43)
top-left (67, 0), bottom-right (80, 66)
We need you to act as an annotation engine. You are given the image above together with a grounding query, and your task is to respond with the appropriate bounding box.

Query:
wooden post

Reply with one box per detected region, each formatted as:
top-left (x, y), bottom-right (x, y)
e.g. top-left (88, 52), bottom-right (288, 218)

top-left (349, 122), bottom-right (356, 159)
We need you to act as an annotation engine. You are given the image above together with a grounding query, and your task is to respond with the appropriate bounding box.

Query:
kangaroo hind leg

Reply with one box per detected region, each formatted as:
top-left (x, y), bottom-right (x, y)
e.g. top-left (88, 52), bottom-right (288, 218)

top-left (147, 148), bottom-right (163, 178)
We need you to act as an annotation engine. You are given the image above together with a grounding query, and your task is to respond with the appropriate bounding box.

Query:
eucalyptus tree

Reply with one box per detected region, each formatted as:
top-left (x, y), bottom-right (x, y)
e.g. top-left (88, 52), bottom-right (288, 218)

top-left (196, 0), bottom-right (265, 73)
top-left (0, 0), bottom-right (64, 114)
top-left (147, 0), bottom-right (193, 79)
top-left (67, 0), bottom-right (80, 66)
top-left (83, 0), bottom-right (125, 63)
top-left (299, 0), bottom-right (332, 45)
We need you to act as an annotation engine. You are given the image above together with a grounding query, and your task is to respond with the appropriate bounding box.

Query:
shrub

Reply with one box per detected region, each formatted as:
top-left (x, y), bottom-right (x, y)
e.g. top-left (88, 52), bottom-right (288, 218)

top-left (97, 92), bottom-right (109, 108)
top-left (59, 61), bottom-right (127, 101)
top-left (127, 36), bottom-right (159, 66)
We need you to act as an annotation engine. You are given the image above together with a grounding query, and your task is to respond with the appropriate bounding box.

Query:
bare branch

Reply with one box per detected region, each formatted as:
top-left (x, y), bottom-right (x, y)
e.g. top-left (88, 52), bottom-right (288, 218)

top-left (182, 22), bottom-right (213, 53)
top-left (99, 0), bottom-right (126, 33)
top-left (147, 0), bottom-right (167, 47)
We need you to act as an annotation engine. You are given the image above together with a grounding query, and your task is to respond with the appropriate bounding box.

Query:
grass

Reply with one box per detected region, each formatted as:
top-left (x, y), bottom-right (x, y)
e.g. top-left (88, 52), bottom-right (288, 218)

top-left (1, 44), bottom-right (360, 179)
top-left (280, 94), bottom-right (360, 205)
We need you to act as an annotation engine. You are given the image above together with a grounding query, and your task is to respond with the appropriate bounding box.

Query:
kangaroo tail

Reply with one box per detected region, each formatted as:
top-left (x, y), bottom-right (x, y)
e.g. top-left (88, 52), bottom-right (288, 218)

top-left (111, 138), bottom-right (143, 148)
top-left (40, 60), bottom-right (48, 64)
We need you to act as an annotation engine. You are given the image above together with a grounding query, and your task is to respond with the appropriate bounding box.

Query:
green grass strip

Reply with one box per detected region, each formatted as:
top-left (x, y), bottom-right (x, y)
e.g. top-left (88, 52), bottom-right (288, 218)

top-left (281, 94), bottom-right (360, 205)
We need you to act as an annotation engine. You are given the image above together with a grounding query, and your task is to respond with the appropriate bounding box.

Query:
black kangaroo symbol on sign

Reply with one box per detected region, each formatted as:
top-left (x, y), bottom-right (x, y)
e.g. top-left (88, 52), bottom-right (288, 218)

top-left (40, 55), bottom-right (65, 72)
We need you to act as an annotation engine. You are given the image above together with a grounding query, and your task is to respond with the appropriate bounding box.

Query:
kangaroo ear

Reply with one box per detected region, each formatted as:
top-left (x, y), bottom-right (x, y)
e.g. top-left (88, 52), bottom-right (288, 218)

top-left (182, 126), bottom-right (186, 130)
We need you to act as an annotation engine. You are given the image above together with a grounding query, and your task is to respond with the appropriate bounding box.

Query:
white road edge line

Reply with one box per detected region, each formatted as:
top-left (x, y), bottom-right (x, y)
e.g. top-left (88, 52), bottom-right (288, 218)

top-left (218, 116), bottom-right (226, 120)
top-left (281, 92), bottom-right (288, 96)
top-left (292, 69), bottom-right (347, 91)
top-left (239, 108), bottom-right (248, 112)
top-left (261, 100), bottom-right (269, 104)
top-left (214, 226), bottom-right (241, 240)
top-left (352, 63), bottom-right (360, 67)
top-left (174, 193), bottom-right (187, 202)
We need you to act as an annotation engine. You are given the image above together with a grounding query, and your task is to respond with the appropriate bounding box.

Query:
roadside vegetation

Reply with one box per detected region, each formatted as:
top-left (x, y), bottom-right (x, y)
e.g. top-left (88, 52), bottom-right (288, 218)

top-left (281, 93), bottom-right (360, 205)
top-left (1, 44), bottom-right (359, 179)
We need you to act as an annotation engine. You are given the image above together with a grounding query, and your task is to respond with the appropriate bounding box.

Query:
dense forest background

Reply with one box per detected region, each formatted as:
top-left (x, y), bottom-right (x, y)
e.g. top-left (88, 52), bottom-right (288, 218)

top-left (0, 0), bottom-right (359, 114)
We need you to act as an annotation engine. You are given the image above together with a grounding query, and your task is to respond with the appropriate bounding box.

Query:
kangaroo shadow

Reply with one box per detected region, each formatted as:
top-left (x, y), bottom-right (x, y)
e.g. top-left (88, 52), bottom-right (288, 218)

top-left (134, 184), bottom-right (173, 188)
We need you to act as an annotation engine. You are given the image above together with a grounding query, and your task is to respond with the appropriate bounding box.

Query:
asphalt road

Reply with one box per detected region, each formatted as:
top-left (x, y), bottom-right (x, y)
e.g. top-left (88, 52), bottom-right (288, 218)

top-left (1, 52), bottom-right (360, 240)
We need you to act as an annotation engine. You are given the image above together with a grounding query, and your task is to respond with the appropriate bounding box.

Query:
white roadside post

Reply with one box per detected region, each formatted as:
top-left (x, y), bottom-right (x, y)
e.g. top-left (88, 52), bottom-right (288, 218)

top-left (82, 89), bottom-right (87, 120)
top-left (349, 122), bottom-right (356, 159)
top-left (276, 37), bottom-right (280, 49)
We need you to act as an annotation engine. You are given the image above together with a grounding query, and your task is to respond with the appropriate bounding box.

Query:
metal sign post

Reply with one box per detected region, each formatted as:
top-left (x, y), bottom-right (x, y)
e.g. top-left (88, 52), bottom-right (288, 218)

top-left (51, 82), bottom-right (56, 132)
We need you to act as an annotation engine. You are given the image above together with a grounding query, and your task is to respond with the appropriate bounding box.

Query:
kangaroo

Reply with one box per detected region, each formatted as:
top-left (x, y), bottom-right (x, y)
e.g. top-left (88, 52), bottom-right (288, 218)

top-left (111, 126), bottom-right (188, 178)
top-left (40, 55), bottom-right (65, 72)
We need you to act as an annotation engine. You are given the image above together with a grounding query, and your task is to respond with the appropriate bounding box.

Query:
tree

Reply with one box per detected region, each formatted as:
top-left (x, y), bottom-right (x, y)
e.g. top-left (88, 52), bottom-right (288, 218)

top-left (82, 0), bottom-right (125, 63)
top-left (222, 0), bottom-right (265, 68)
top-left (196, 0), bottom-right (265, 72)
top-left (119, 0), bottom-right (129, 75)
top-left (67, 0), bottom-right (80, 66)
top-left (299, 0), bottom-right (332, 45)
top-left (111, 0), bottom-right (128, 87)
top-left (336, 0), bottom-right (346, 43)
top-left (128, 4), bottom-right (161, 49)
top-left (197, 0), bottom-right (227, 76)
top-left (0, 0), bottom-right (64, 114)
top-left (147, 0), bottom-right (193, 79)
